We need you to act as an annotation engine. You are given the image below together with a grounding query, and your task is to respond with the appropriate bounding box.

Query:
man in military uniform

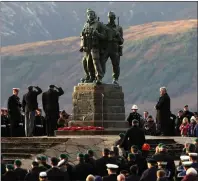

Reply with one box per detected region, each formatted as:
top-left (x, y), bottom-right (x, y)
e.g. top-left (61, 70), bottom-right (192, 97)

top-left (80, 9), bottom-right (106, 84)
top-left (42, 85), bottom-right (64, 136)
top-left (7, 88), bottom-right (22, 137)
top-left (102, 11), bottom-right (124, 85)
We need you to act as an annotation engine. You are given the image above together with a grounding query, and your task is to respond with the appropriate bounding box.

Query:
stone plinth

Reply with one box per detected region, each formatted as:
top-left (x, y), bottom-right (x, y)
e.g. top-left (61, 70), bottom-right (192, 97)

top-left (72, 83), bottom-right (125, 126)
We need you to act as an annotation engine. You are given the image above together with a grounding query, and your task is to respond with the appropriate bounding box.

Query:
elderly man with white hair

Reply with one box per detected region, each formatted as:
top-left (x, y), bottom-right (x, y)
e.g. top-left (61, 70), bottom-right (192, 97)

top-left (117, 174), bottom-right (125, 181)
top-left (155, 86), bottom-right (171, 136)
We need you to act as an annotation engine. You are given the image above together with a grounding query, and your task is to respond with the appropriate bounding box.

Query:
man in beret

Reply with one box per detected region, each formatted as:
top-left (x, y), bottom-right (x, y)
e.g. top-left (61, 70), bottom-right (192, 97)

top-left (72, 153), bottom-right (94, 180)
top-left (22, 86), bottom-right (42, 137)
top-left (2, 164), bottom-right (17, 181)
top-left (42, 85), bottom-right (64, 136)
top-left (13, 159), bottom-right (28, 181)
top-left (7, 88), bottom-right (22, 137)
top-left (58, 154), bottom-right (73, 180)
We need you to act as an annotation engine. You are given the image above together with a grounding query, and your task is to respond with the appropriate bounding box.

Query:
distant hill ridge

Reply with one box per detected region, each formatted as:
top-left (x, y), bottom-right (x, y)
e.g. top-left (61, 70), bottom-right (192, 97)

top-left (1, 19), bottom-right (197, 115)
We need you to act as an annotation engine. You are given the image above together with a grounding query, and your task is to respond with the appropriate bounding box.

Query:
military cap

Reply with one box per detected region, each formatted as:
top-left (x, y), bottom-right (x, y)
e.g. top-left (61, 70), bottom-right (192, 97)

top-left (194, 138), bottom-right (198, 143)
top-left (132, 119), bottom-right (139, 124)
top-left (14, 159), bottom-right (22, 166)
top-left (49, 85), bottom-right (55, 89)
top-left (180, 155), bottom-right (190, 161)
top-left (106, 163), bottom-right (119, 169)
top-left (158, 143), bottom-right (164, 148)
top-left (182, 161), bottom-right (192, 167)
top-left (184, 105), bottom-right (188, 108)
top-left (87, 149), bottom-right (94, 155)
top-left (108, 11), bottom-right (116, 18)
top-left (189, 153), bottom-right (198, 157)
top-left (12, 88), bottom-right (20, 91)
top-left (59, 154), bottom-right (68, 159)
top-left (40, 156), bottom-right (47, 161)
top-left (77, 153), bottom-right (84, 158)
top-left (86, 8), bottom-right (94, 13)
top-left (6, 164), bottom-right (14, 170)
top-left (158, 162), bottom-right (167, 166)
top-left (178, 110), bottom-right (183, 113)
top-left (39, 172), bottom-right (47, 178)
top-left (159, 145), bottom-right (167, 151)
top-left (147, 158), bottom-right (157, 164)
top-left (119, 133), bottom-right (125, 137)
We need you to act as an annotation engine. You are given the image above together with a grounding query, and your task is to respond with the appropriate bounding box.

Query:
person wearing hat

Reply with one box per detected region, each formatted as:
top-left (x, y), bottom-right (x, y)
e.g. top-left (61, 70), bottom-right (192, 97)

top-left (2, 164), bottom-right (17, 181)
top-left (7, 88), bottom-right (22, 137)
top-left (152, 145), bottom-right (175, 180)
top-left (24, 161), bottom-right (40, 181)
top-left (183, 105), bottom-right (194, 121)
top-left (126, 105), bottom-right (143, 127)
top-left (40, 156), bottom-right (51, 170)
top-left (73, 153), bottom-right (94, 181)
top-left (139, 158), bottom-right (158, 181)
top-left (22, 85), bottom-right (42, 137)
top-left (177, 161), bottom-right (193, 178)
top-left (34, 108), bottom-right (46, 136)
top-left (175, 110), bottom-right (184, 136)
top-left (85, 150), bottom-right (97, 174)
top-left (119, 119), bottom-right (145, 151)
top-left (102, 164), bottom-right (119, 181)
top-left (13, 159), bottom-right (28, 181)
top-left (58, 153), bottom-right (73, 180)
top-left (155, 87), bottom-right (171, 136)
top-left (42, 85), bottom-right (64, 136)
top-left (101, 11), bottom-right (124, 85)
top-left (39, 172), bottom-right (48, 181)
top-left (80, 8), bottom-right (106, 85)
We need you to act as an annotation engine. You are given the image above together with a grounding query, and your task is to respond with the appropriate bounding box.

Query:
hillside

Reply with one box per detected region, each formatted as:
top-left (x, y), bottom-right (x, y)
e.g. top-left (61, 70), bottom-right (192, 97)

top-left (1, 19), bottom-right (197, 115)
top-left (1, 2), bottom-right (197, 46)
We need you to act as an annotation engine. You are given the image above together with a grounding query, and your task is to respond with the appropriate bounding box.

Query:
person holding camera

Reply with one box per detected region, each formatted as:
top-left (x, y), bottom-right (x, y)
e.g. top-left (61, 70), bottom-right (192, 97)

top-left (22, 86), bottom-right (42, 137)
top-left (42, 85), bottom-right (64, 136)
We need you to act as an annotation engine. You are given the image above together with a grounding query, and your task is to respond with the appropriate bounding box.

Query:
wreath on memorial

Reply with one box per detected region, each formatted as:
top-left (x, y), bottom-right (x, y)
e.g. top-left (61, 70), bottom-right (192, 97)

top-left (58, 126), bottom-right (104, 131)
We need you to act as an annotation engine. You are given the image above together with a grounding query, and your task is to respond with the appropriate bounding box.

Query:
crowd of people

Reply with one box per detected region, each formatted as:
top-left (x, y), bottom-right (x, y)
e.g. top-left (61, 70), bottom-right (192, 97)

top-left (1, 135), bottom-right (198, 181)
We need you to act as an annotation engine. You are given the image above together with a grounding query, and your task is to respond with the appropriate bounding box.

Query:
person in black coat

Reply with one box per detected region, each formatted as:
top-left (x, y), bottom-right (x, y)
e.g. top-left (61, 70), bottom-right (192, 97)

top-left (96, 148), bottom-right (115, 177)
top-left (155, 87), bottom-right (171, 136)
top-left (175, 110), bottom-right (184, 136)
top-left (102, 164), bottom-right (118, 181)
top-left (46, 157), bottom-right (66, 181)
top-left (126, 165), bottom-right (140, 181)
top-left (24, 161), bottom-right (40, 181)
top-left (183, 105), bottom-right (194, 121)
top-left (22, 86), bottom-right (42, 137)
top-left (119, 120), bottom-right (146, 151)
top-left (139, 159), bottom-right (158, 181)
top-left (2, 164), bottom-right (17, 181)
top-left (7, 88), bottom-right (22, 137)
top-left (72, 153), bottom-right (94, 180)
top-left (13, 159), bottom-right (28, 181)
top-left (42, 85), bottom-right (64, 136)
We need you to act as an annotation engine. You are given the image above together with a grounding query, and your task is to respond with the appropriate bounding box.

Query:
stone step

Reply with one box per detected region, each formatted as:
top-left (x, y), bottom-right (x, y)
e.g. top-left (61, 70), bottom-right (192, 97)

top-left (55, 128), bottom-right (127, 136)
top-left (68, 121), bottom-right (128, 128)
top-left (2, 153), bottom-right (33, 159)
top-left (1, 148), bottom-right (45, 154)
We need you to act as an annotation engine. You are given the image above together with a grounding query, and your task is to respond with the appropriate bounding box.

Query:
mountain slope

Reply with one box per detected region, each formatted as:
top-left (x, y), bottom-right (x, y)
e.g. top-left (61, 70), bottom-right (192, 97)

top-left (1, 20), bottom-right (197, 115)
top-left (1, 2), bottom-right (197, 46)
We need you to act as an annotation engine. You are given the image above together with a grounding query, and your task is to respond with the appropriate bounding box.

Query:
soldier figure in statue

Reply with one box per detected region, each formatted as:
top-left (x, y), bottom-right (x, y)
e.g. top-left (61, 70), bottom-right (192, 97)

top-left (80, 9), bottom-right (106, 84)
top-left (102, 11), bottom-right (124, 85)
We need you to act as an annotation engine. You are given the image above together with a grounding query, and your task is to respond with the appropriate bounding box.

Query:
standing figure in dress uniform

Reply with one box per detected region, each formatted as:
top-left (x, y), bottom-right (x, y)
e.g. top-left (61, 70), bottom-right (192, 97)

top-left (7, 88), bottom-right (22, 137)
top-left (42, 85), bottom-right (64, 136)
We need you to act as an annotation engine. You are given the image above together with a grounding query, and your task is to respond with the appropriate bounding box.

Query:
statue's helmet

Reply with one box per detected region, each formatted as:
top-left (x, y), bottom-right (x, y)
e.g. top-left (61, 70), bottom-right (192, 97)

top-left (108, 11), bottom-right (116, 18)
